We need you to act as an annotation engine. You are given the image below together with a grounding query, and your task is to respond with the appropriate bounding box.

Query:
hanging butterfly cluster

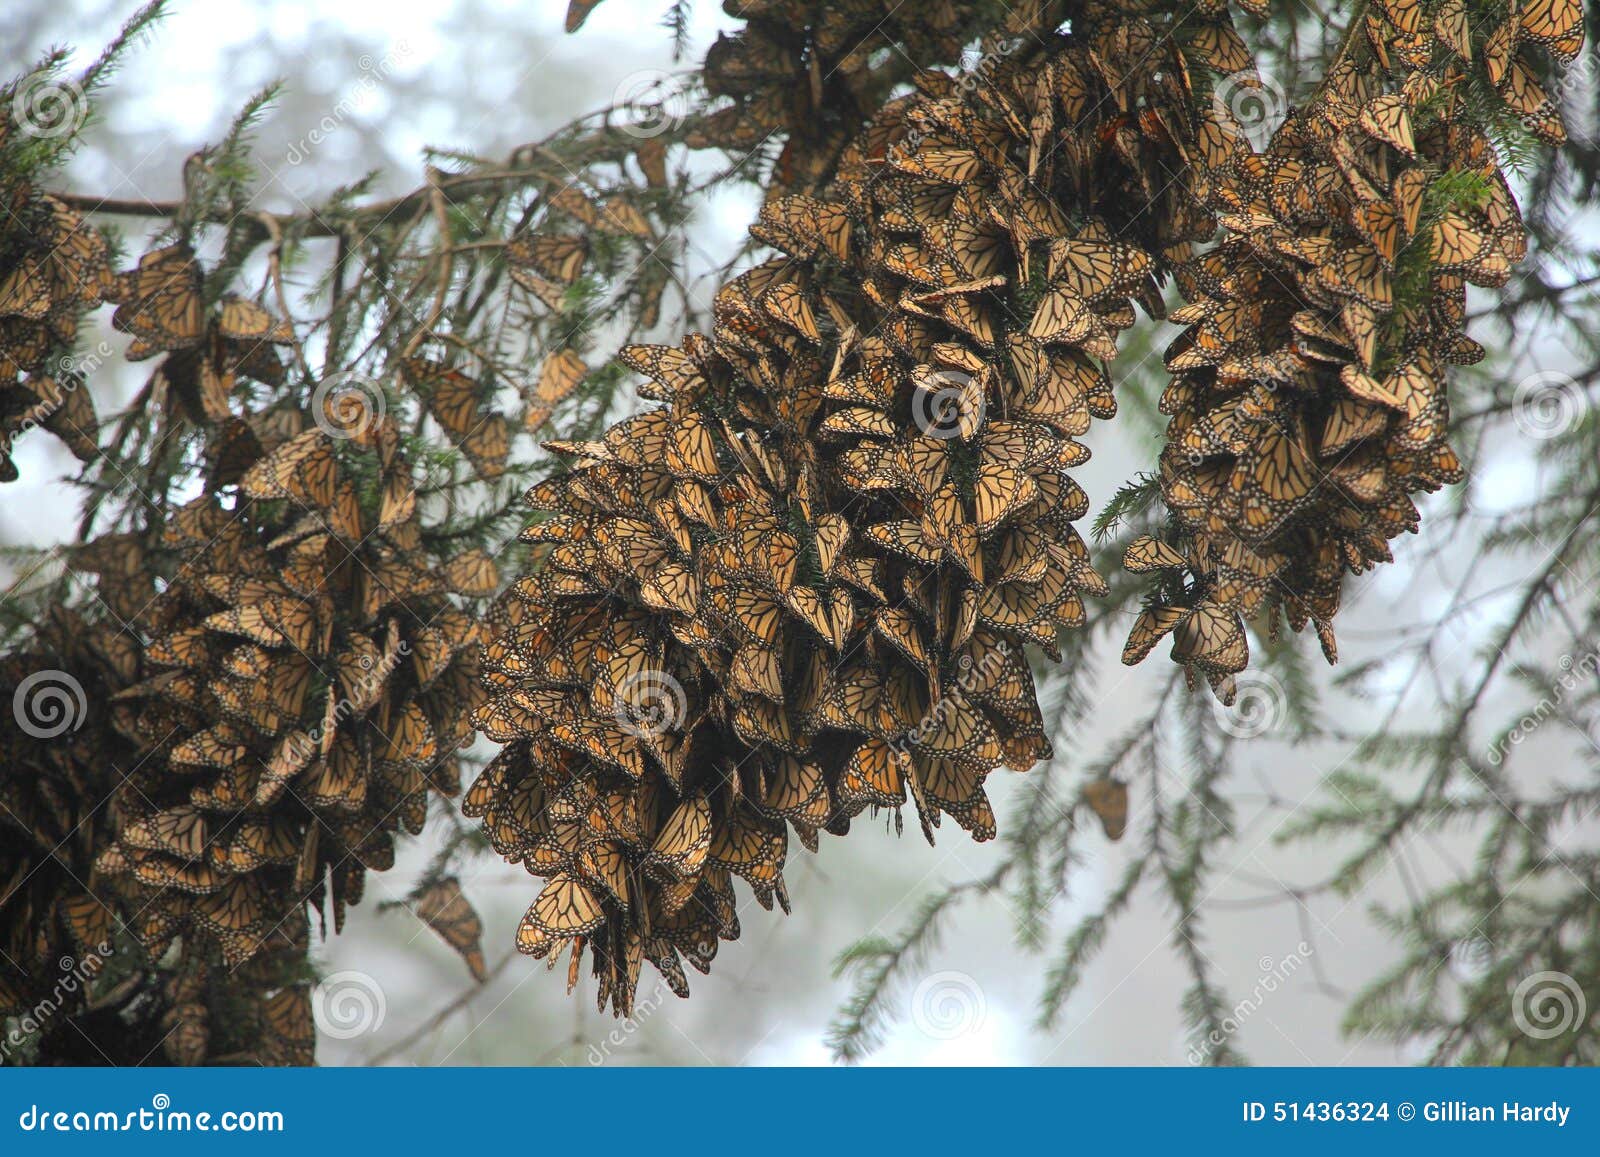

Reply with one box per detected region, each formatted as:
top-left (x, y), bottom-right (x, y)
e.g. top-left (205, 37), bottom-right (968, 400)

top-left (689, 0), bottom-right (973, 190)
top-left (1122, 0), bottom-right (1586, 690)
top-left (94, 408), bottom-right (492, 973)
top-left (0, 135), bottom-right (115, 480)
top-left (465, 2), bottom-right (1263, 1015)
top-left (0, 610), bottom-right (137, 1021)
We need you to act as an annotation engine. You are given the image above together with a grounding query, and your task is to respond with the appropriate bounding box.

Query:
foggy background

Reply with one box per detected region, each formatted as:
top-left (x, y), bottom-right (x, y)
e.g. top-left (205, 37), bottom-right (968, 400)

top-left (5, 0), bottom-right (1577, 1066)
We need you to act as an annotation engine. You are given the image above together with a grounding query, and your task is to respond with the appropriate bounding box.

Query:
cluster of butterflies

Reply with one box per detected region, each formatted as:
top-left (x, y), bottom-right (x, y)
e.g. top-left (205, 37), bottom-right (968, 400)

top-left (467, 0), bottom-right (1272, 1015)
top-left (1122, 0), bottom-right (1585, 692)
top-left (89, 403), bottom-right (491, 973)
top-left (686, 0), bottom-right (973, 192)
top-left (10, 231), bottom-right (511, 1061)
top-left (3, 0), bottom-right (1581, 1041)
top-left (0, 138), bottom-right (656, 1055)
top-left (0, 605), bottom-right (311, 1067)
top-left (0, 158), bottom-right (116, 481)
top-left (0, 610), bottom-right (135, 1021)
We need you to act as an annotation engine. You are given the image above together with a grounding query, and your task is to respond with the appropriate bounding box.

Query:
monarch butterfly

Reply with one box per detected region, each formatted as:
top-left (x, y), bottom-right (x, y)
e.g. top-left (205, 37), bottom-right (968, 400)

top-left (1318, 245), bottom-right (1392, 309)
top-left (215, 815), bottom-right (301, 873)
top-left (1187, 19), bottom-right (1254, 74)
top-left (440, 547), bottom-right (498, 597)
top-left (760, 754), bottom-right (831, 827)
top-left (526, 349), bottom-right (587, 432)
top-left (1352, 200), bottom-right (1402, 265)
top-left (299, 735), bottom-right (367, 812)
top-left (1122, 603), bottom-right (1188, 665)
top-left (1483, 21), bottom-right (1517, 87)
top-left (256, 987), bottom-right (315, 1066)
top-left (1027, 286), bottom-right (1096, 347)
top-left (215, 295), bottom-right (295, 345)
top-left (665, 412), bottom-right (721, 479)
top-left (461, 414), bottom-right (510, 478)
top-left (839, 737), bottom-right (909, 809)
top-left (1124, 535), bottom-right (1188, 574)
top-left (1500, 58), bottom-right (1567, 146)
top-left (645, 797), bottom-right (712, 883)
top-left (506, 233), bottom-right (588, 283)
top-left (403, 358), bottom-right (476, 436)
top-left (0, 257), bottom-right (50, 319)
top-left (891, 142), bottom-right (985, 186)
top-left (1358, 94), bottom-right (1415, 155)
top-left (112, 243), bottom-right (206, 359)
top-left (1321, 396), bottom-right (1389, 456)
top-left (37, 195), bottom-right (116, 303)
top-left (620, 344), bottom-right (708, 406)
top-left (240, 428), bottom-right (339, 510)
top-left (1082, 778), bottom-right (1129, 840)
top-left (917, 756), bottom-right (997, 840)
top-left (123, 806), bottom-right (209, 861)
top-left (412, 877), bottom-right (488, 982)
top-left (1328, 447), bottom-right (1389, 503)
top-left (761, 283), bottom-right (821, 344)
top-left (1171, 601), bottom-right (1249, 676)
top-left (131, 850), bottom-right (225, 895)
top-left (974, 460), bottom-right (1037, 535)
top-left (509, 265), bottom-right (568, 311)
top-left (1519, 0), bottom-right (1586, 61)
top-left (706, 807), bottom-right (785, 885)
